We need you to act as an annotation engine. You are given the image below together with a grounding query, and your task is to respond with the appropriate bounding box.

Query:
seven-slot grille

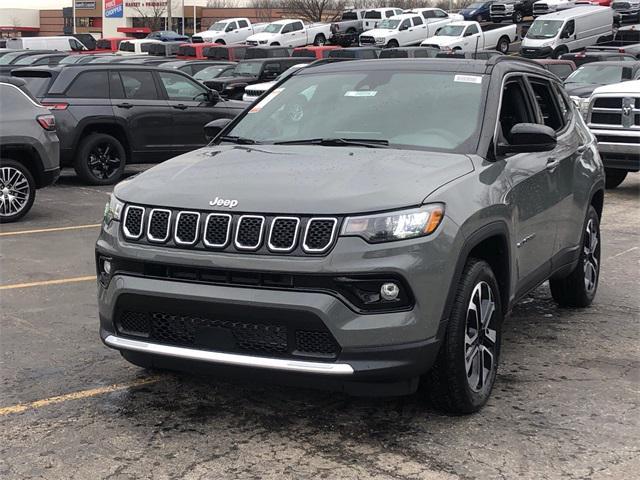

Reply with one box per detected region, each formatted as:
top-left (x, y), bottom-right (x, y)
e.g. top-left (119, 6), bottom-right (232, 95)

top-left (121, 205), bottom-right (339, 255)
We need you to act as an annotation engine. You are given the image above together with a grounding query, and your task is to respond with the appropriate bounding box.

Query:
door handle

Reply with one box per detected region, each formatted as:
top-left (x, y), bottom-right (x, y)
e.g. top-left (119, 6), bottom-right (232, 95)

top-left (116, 102), bottom-right (133, 109)
top-left (546, 158), bottom-right (560, 171)
top-left (173, 104), bottom-right (188, 110)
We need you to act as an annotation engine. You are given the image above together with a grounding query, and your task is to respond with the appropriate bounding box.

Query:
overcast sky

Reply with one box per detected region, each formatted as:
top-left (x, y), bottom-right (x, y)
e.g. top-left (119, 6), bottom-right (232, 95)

top-left (3, 0), bottom-right (71, 8)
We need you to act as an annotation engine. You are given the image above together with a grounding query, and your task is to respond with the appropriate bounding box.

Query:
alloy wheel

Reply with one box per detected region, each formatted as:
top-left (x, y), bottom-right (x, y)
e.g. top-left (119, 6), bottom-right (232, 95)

top-left (88, 142), bottom-right (122, 180)
top-left (465, 281), bottom-right (497, 392)
top-left (0, 166), bottom-right (30, 218)
top-left (583, 218), bottom-right (600, 295)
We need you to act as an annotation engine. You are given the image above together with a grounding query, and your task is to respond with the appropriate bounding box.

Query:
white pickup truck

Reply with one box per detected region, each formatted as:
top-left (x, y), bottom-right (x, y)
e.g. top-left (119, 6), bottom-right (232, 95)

top-left (192, 18), bottom-right (268, 44)
top-left (420, 21), bottom-right (518, 54)
top-left (246, 19), bottom-right (332, 47)
top-left (533, 0), bottom-right (576, 17)
top-left (359, 13), bottom-right (453, 48)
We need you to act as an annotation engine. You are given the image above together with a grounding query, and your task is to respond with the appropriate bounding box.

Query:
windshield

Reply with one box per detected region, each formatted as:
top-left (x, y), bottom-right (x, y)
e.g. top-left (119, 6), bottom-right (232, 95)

top-left (342, 12), bottom-right (358, 20)
top-left (0, 52), bottom-right (24, 65)
top-left (264, 23), bottom-right (284, 33)
top-left (225, 71), bottom-right (485, 153)
top-left (565, 65), bottom-right (629, 85)
top-left (436, 25), bottom-right (465, 36)
top-left (378, 19), bottom-right (401, 29)
top-left (14, 56), bottom-right (41, 65)
top-left (364, 11), bottom-right (382, 19)
top-left (194, 66), bottom-right (232, 80)
top-left (526, 20), bottom-right (564, 39)
top-left (467, 3), bottom-right (485, 8)
top-left (232, 62), bottom-right (262, 76)
top-left (209, 22), bottom-right (227, 31)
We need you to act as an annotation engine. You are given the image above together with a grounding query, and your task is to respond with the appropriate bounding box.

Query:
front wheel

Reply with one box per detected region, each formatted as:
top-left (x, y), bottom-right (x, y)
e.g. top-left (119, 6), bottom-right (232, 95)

top-left (270, 42), bottom-right (280, 46)
top-left (605, 169), bottom-right (627, 189)
top-left (74, 133), bottom-right (126, 185)
top-left (513, 11), bottom-right (523, 23)
top-left (552, 46), bottom-right (568, 59)
top-left (497, 36), bottom-right (510, 54)
top-left (550, 206), bottom-right (601, 308)
top-left (425, 259), bottom-right (503, 414)
top-left (313, 34), bottom-right (326, 46)
top-left (0, 158), bottom-right (36, 223)
top-left (386, 39), bottom-right (399, 49)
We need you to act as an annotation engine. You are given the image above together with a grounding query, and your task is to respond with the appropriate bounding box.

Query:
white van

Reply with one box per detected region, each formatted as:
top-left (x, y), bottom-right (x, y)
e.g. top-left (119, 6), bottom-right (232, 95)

top-left (117, 39), bottom-right (163, 55)
top-left (520, 6), bottom-right (613, 59)
top-left (5, 36), bottom-right (87, 52)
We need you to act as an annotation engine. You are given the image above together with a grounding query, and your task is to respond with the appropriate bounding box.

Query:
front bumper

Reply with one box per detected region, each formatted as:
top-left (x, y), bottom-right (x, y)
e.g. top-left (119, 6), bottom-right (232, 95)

top-left (592, 129), bottom-right (640, 171)
top-left (520, 46), bottom-right (553, 58)
top-left (96, 214), bottom-right (460, 391)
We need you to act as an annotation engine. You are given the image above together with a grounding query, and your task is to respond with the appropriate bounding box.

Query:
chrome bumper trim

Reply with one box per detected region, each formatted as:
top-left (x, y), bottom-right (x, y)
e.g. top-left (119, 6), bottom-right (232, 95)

top-left (105, 335), bottom-right (354, 375)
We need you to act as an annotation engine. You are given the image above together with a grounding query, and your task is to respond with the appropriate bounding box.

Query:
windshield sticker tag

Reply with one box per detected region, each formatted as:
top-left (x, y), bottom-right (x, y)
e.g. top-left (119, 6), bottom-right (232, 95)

top-left (344, 90), bottom-right (377, 97)
top-left (250, 88), bottom-right (284, 113)
top-left (454, 75), bottom-right (482, 84)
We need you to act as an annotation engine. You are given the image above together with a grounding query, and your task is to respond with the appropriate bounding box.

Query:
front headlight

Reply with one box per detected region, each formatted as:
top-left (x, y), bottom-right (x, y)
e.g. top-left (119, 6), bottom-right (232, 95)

top-left (103, 194), bottom-right (124, 225)
top-left (375, 37), bottom-right (385, 43)
top-left (570, 96), bottom-right (590, 120)
top-left (341, 204), bottom-right (445, 243)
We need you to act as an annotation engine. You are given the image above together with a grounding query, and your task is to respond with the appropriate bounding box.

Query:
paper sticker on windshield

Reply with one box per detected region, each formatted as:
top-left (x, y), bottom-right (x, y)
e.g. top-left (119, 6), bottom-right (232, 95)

top-left (250, 88), bottom-right (284, 113)
top-left (344, 90), bottom-right (377, 97)
top-left (454, 75), bottom-right (482, 84)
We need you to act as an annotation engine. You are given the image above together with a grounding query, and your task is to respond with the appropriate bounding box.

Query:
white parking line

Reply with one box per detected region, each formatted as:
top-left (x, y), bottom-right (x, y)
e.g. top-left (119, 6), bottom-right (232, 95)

top-left (0, 224), bottom-right (101, 237)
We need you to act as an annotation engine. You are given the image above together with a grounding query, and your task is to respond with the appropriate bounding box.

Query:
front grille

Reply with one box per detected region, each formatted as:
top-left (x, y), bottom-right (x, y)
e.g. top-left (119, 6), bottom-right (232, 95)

top-left (588, 95), bottom-right (640, 128)
top-left (244, 89), bottom-right (264, 98)
top-left (147, 209), bottom-right (171, 243)
top-left (268, 217), bottom-right (299, 252)
top-left (115, 306), bottom-right (340, 360)
top-left (592, 112), bottom-right (622, 124)
top-left (359, 36), bottom-right (375, 45)
top-left (192, 36), bottom-right (204, 43)
top-left (235, 215), bottom-right (265, 250)
top-left (491, 5), bottom-right (506, 11)
top-left (123, 206), bottom-right (145, 239)
top-left (303, 218), bottom-right (337, 253)
top-left (175, 212), bottom-right (200, 245)
top-left (612, 3), bottom-right (631, 9)
top-left (121, 205), bottom-right (339, 256)
top-left (594, 97), bottom-right (622, 109)
top-left (534, 4), bottom-right (549, 11)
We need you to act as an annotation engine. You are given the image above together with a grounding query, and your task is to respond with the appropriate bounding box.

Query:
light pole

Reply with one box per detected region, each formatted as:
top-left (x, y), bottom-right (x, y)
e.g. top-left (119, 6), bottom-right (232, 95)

top-left (182, 0), bottom-right (185, 35)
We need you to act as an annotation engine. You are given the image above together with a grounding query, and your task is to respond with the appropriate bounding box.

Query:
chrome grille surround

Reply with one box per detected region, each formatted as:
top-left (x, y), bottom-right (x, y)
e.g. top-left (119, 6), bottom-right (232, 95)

top-left (174, 211), bottom-right (201, 246)
top-left (234, 215), bottom-right (265, 251)
top-left (123, 205), bottom-right (145, 240)
top-left (146, 208), bottom-right (172, 243)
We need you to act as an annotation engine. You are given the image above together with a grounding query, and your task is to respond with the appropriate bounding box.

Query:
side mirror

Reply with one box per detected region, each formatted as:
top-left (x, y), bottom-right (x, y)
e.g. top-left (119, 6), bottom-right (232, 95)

top-left (204, 118), bottom-right (231, 141)
top-left (497, 123), bottom-right (557, 155)
top-left (207, 89), bottom-right (220, 104)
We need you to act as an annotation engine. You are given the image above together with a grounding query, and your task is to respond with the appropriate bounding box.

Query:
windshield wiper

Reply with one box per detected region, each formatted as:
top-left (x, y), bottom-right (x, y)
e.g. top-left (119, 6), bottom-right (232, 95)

top-left (219, 135), bottom-right (258, 144)
top-left (274, 138), bottom-right (389, 148)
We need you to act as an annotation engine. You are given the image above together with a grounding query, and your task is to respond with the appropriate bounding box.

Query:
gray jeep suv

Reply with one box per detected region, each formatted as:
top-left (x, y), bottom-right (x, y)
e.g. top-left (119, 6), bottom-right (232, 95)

top-left (96, 57), bottom-right (605, 413)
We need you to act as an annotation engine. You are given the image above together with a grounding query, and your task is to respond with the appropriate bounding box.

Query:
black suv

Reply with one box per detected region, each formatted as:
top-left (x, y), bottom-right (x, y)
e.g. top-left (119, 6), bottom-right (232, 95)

top-left (208, 58), bottom-right (303, 100)
top-left (12, 65), bottom-right (247, 185)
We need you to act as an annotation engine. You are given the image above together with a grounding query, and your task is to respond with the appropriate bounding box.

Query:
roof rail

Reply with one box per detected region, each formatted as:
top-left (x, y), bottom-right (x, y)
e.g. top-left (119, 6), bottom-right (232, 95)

top-left (486, 55), bottom-right (542, 68)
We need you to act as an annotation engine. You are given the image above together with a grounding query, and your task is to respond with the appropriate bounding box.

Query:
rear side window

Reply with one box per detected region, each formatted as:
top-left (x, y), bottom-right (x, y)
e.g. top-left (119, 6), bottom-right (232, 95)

top-left (413, 16), bottom-right (423, 26)
top-left (13, 73), bottom-right (53, 98)
top-left (529, 78), bottom-right (564, 132)
top-left (66, 71), bottom-right (109, 98)
top-left (434, 9), bottom-right (448, 18)
top-left (385, 10), bottom-right (395, 17)
top-left (114, 71), bottom-right (158, 100)
top-left (238, 20), bottom-right (248, 28)
top-left (293, 22), bottom-right (304, 31)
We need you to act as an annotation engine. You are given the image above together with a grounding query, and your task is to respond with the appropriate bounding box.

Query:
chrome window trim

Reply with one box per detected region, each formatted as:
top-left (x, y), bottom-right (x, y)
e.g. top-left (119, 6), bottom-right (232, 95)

top-left (234, 215), bottom-right (265, 250)
top-left (174, 211), bottom-right (201, 246)
top-left (203, 213), bottom-right (232, 248)
top-left (146, 208), bottom-right (172, 243)
top-left (302, 217), bottom-right (338, 254)
top-left (122, 205), bottom-right (145, 240)
top-left (267, 216), bottom-right (300, 253)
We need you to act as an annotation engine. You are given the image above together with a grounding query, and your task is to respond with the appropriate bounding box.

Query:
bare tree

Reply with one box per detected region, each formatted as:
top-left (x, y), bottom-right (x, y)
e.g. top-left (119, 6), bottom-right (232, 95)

top-left (207, 0), bottom-right (241, 6)
top-left (133, 3), bottom-right (167, 32)
top-left (250, 0), bottom-right (282, 22)
top-left (280, 0), bottom-right (346, 22)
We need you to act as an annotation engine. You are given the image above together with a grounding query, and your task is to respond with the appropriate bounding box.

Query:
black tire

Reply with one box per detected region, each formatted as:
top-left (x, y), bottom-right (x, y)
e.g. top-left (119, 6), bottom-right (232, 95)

top-left (604, 169), bottom-right (627, 189)
top-left (386, 39), bottom-right (400, 49)
top-left (270, 42), bottom-right (280, 46)
top-left (313, 34), bottom-right (326, 46)
top-left (426, 259), bottom-right (503, 414)
top-left (74, 133), bottom-right (126, 185)
top-left (550, 206), bottom-right (601, 308)
top-left (215, 39), bottom-right (226, 45)
top-left (497, 36), bottom-right (510, 54)
top-left (552, 46), bottom-right (568, 59)
top-left (0, 158), bottom-right (36, 223)
top-left (513, 11), bottom-right (523, 23)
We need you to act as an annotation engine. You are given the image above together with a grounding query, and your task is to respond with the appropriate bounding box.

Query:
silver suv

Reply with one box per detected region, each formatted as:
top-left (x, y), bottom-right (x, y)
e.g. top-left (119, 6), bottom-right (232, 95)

top-left (0, 77), bottom-right (59, 222)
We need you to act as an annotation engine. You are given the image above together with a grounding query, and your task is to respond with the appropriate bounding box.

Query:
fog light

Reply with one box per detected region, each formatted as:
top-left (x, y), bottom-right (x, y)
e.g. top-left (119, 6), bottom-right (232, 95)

top-left (380, 282), bottom-right (400, 301)
top-left (103, 259), bottom-right (112, 275)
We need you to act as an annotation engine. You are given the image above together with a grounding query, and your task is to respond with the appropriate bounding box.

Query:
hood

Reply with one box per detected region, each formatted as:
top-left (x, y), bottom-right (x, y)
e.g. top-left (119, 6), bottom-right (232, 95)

top-left (208, 75), bottom-right (257, 88)
top-left (114, 145), bottom-right (474, 215)
top-left (246, 81), bottom-right (275, 91)
top-left (592, 79), bottom-right (640, 95)
top-left (564, 83), bottom-right (600, 97)
top-left (364, 28), bottom-right (397, 36)
top-left (422, 36), bottom-right (458, 47)
top-left (247, 32), bottom-right (280, 42)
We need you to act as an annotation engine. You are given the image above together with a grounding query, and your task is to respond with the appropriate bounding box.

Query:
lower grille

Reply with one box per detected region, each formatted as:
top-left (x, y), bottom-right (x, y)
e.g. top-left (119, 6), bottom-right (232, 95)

top-left (115, 307), bottom-right (340, 359)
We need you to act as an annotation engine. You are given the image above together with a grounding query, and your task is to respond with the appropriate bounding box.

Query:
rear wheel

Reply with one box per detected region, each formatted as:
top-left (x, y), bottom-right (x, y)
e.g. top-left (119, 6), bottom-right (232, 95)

top-left (497, 36), bottom-right (510, 54)
top-left (0, 159), bottom-right (36, 223)
top-left (74, 133), bottom-right (126, 185)
top-left (604, 169), bottom-right (627, 189)
top-left (550, 206), bottom-right (600, 308)
top-left (426, 259), bottom-right (503, 414)
top-left (513, 11), bottom-right (523, 23)
top-left (313, 34), bottom-right (326, 46)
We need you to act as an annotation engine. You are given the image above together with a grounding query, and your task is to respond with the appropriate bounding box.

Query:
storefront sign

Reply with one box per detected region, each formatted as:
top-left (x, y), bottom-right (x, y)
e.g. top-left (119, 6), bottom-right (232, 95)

top-left (105, 0), bottom-right (124, 18)
top-left (76, 1), bottom-right (96, 8)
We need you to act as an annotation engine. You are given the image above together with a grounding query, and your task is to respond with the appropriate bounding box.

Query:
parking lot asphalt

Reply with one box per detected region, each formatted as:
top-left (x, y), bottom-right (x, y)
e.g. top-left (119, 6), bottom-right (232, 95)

top-left (0, 168), bottom-right (638, 480)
